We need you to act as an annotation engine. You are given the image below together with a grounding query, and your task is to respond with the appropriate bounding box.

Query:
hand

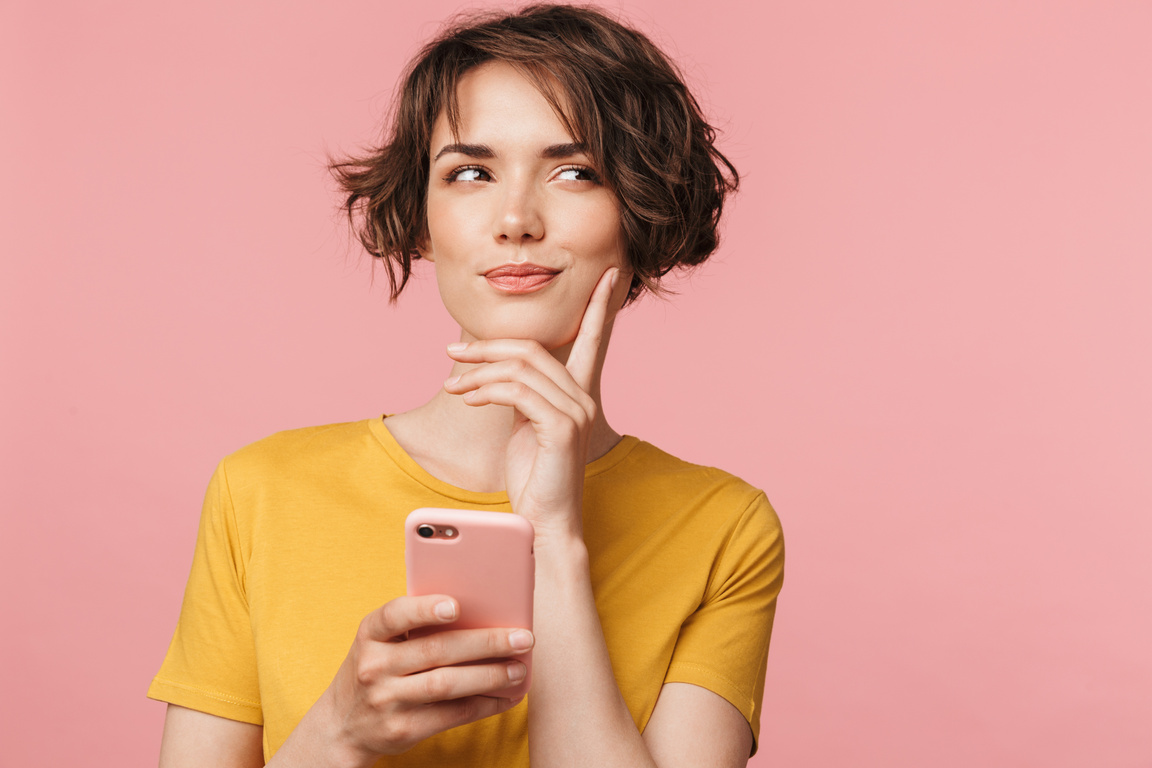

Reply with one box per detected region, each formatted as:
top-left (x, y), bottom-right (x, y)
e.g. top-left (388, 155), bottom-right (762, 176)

top-left (317, 594), bottom-right (533, 763)
top-left (443, 267), bottom-right (622, 539)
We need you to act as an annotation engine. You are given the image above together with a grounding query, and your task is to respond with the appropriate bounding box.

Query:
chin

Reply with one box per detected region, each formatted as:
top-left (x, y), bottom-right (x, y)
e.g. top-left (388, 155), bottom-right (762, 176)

top-left (456, 292), bottom-right (575, 342)
top-left (466, 315), bottom-right (580, 350)
top-left (486, 326), bottom-right (576, 350)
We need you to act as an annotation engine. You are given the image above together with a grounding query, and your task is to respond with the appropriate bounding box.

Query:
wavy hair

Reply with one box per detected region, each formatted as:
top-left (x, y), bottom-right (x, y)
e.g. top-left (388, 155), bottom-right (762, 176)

top-left (331, 4), bottom-right (739, 304)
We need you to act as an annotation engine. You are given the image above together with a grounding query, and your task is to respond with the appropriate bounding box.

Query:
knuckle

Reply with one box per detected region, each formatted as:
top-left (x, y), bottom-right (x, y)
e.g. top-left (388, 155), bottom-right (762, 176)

top-left (418, 633), bottom-right (448, 667)
top-left (556, 418), bottom-right (579, 440)
top-left (582, 395), bottom-right (598, 420)
top-left (571, 408), bottom-right (590, 431)
top-left (364, 678), bottom-right (394, 710)
top-left (355, 657), bottom-right (382, 689)
top-left (378, 603), bottom-right (400, 634)
top-left (421, 599), bottom-right (439, 623)
top-left (453, 697), bottom-right (481, 723)
top-left (485, 629), bottom-right (509, 657)
top-left (356, 616), bottom-right (373, 643)
top-left (422, 668), bottom-right (454, 701)
top-left (381, 716), bottom-right (413, 747)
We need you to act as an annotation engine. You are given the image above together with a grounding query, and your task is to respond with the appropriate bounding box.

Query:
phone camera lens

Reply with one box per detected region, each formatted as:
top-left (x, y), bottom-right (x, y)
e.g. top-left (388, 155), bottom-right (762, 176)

top-left (417, 524), bottom-right (435, 539)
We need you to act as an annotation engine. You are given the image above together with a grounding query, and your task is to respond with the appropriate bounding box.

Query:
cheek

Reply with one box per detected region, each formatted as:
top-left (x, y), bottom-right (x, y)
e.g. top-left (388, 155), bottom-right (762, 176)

top-left (424, 203), bottom-right (451, 257)
top-left (425, 194), bottom-right (481, 256)
top-left (561, 203), bottom-right (626, 265)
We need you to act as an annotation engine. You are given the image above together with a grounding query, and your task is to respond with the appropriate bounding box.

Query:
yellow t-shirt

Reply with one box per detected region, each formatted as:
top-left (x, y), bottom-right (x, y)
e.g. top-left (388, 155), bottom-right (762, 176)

top-left (148, 417), bottom-right (784, 763)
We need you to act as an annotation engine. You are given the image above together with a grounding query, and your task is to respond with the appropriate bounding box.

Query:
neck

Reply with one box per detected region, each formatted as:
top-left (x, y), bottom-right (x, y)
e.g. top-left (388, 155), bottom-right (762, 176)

top-left (383, 331), bottom-right (621, 493)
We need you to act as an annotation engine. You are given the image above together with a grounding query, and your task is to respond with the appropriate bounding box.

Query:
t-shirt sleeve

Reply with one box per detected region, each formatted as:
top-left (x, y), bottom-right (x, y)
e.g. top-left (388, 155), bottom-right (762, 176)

top-left (147, 460), bottom-right (263, 724)
top-left (664, 491), bottom-right (784, 753)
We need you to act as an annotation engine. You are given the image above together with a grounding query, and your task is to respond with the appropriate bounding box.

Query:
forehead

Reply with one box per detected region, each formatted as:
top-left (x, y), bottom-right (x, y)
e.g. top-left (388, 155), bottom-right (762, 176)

top-left (431, 61), bottom-right (577, 148)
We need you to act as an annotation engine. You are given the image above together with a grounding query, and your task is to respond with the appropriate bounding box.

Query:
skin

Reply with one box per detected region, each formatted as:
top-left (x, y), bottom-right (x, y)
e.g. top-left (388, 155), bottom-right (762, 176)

top-left (159, 61), bottom-right (753, 767)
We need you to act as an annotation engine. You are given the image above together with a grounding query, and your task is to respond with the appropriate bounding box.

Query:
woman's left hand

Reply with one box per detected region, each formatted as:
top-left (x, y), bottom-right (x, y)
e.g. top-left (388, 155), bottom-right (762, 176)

top-left (442, 267), bottom-right (621, 541)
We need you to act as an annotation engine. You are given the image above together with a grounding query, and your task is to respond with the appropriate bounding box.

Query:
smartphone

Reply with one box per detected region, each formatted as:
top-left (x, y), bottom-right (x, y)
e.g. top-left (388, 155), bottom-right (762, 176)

top-left (404, 507), bottom-right (535, 698)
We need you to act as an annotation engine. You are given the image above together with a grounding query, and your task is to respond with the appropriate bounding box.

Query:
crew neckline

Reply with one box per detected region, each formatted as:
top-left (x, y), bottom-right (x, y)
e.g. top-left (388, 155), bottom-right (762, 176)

top-left (366, 415), bottom-right (641, 505)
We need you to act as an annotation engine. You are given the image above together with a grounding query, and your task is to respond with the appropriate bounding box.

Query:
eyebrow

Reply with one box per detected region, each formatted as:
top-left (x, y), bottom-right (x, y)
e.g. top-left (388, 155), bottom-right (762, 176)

top-left (432, 142), bottom-right (587, 161)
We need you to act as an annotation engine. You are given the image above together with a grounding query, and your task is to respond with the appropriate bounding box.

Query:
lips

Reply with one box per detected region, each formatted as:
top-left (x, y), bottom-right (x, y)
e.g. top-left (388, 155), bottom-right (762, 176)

top-left (483, 263), bottom-right (561, 294)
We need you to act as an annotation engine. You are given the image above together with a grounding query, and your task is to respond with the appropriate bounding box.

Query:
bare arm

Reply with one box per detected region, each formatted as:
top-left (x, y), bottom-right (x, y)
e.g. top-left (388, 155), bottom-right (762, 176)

top-left (158, 595), bottom-right (529, 768)
top-left (644, 683), bottom-right (754, 768)
top-left (161, 268), bottom-right (762, 767)
top-left (446, 269), bottom-right (756, 767)
top-left (158, 705), bottom-right (263, 768)
top-left (527, 536), bottom-right (752, 768)
top-left (158, 628), bottom-right (753, 768)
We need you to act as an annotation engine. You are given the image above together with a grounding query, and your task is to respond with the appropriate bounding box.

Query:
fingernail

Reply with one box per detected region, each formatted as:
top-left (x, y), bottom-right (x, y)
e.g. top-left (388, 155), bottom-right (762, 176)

top-left (509, 629), bottom-right (534, 650)
top-left (444, 375), bottom-right (461, 388)
top-left (434, 601), bottom-right (456, 620)
top-left (507, 661), bottom-right (527, 682)
top-left (447, 342), bottom-right (467, 353)
top-left (610, 268), bottom-right (620, 290)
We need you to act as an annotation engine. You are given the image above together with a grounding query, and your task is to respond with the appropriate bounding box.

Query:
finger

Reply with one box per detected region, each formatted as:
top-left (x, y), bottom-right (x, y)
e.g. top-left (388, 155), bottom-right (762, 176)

top-left (445, 359), bottom-right (591, 426)
top-left (402, 658), bottom-right (529, 705)
top-left (406, 693), bottom-right (524, 743)
top-left (457, 381), bottom-right (584, 440)
top-left (447, 339), bottom-right (581, 401)
top-left (390, 627), bottom-right (535, 675)
top-left (358, 595), bottom-right (458, 643)
top-left (565, 267), bottom-right (620, 392)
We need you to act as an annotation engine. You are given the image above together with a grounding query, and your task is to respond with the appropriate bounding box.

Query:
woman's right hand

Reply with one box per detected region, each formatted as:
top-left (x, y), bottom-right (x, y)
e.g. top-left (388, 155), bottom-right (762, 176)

top-left (277, 594), bottom-right (532, 767)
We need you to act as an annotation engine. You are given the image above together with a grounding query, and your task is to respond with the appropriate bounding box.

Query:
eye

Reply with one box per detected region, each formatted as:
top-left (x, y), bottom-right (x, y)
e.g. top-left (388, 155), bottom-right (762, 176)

top-left (555, 166), bottom-right (601, 183)
top-left (445, 166), bottom-right (492, 183)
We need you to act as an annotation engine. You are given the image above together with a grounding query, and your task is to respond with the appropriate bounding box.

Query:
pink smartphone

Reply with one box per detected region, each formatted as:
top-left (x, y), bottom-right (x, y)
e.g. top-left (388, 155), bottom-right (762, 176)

top-left (404, 508), bottom-right (535, 698)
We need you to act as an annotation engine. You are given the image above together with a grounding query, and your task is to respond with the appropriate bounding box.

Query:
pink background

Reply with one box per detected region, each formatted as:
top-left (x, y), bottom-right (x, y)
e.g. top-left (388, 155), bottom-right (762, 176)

top-left (2, 1), bottom-right (1149, 765)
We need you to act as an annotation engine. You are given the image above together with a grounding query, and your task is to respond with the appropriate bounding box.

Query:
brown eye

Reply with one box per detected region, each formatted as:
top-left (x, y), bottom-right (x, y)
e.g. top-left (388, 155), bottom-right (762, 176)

top-left (446, 166), bottom-right (491, 183)
top-left (556, 166), bottom-right (600, 183)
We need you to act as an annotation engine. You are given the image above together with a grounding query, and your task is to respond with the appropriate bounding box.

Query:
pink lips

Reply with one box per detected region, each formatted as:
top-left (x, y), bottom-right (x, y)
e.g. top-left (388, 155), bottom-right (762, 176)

top-left (484, 263), bottom-right (560, 294)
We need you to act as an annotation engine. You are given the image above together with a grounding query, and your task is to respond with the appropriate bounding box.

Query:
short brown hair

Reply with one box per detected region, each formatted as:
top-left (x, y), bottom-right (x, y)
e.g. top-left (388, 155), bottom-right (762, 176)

top-left (331, 4), bottom-right (739, 304)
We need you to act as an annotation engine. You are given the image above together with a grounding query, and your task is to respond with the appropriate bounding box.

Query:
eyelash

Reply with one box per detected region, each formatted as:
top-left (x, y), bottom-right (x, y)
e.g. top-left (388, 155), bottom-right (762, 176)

top-left (557, 165), bottom-right (601, 183)
top-left (443, 165), bottom-right (491, 183)
top-left (441, 164), bottom-right (602, 184)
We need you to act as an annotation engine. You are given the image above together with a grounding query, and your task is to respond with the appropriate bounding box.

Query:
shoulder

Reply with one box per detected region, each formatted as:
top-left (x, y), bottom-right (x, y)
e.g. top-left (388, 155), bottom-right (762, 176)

top-left (587, 438), bottom-right (782, 561)
top-left (606, 438), bottom-right (780, 528)
top-left (218, 419), bottom-right (375, 484)
top-left (618, 443), bottom-right (785, 605)
top-left (204, 419), bottom-right (386, 542)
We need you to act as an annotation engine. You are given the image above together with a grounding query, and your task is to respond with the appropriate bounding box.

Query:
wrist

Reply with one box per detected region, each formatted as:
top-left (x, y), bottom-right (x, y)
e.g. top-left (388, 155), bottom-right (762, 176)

top-left (532, 532), bottom-right (590, 575)
top-left (275, 687), bottom-right (376, 768)
top-left (520, 504), bottom-right (585, 548)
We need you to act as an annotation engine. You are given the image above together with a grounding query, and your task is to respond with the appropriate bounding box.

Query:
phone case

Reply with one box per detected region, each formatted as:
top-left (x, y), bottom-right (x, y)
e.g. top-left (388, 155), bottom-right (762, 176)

top-left (404, 508), bottom-right (535, 698)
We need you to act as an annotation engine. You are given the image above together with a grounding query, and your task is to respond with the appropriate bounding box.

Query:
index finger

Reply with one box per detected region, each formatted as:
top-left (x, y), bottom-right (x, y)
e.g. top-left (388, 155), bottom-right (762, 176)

top-left (358, 594), bottom-right (458, 643)
top-left (565, 267), bottom-right (622, 391)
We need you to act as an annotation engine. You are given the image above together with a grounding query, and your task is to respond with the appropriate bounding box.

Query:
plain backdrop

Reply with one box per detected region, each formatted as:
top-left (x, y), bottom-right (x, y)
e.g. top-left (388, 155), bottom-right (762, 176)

top-left (2, 1), bottom-right (1150, 766)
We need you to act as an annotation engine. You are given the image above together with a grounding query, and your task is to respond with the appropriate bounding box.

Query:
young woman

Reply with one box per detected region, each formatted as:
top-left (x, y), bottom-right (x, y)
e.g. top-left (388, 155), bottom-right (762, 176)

top-left (150, 6), bottom-right (784, 767)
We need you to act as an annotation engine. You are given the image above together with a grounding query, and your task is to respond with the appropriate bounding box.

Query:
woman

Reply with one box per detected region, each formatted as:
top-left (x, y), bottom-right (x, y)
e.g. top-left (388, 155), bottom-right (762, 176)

top-left (150, 5), bottom-right (784, 766)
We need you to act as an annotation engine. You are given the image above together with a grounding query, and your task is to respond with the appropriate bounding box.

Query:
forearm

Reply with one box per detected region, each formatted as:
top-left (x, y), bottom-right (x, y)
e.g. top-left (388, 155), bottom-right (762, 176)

top-left (527, 533), bottom-right (659, 768)
top-left (265, 690), bottom-right (371, 768)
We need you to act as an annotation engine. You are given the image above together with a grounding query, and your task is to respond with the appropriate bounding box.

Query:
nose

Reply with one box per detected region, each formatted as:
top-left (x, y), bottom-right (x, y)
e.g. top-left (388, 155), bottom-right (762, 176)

top-left (492, 180), bottom-right (544, 244)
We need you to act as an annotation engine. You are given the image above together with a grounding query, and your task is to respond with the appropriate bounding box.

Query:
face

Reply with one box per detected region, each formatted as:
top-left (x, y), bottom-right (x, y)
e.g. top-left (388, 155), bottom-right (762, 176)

top-left (422, 61), bottom-right (629, 350)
